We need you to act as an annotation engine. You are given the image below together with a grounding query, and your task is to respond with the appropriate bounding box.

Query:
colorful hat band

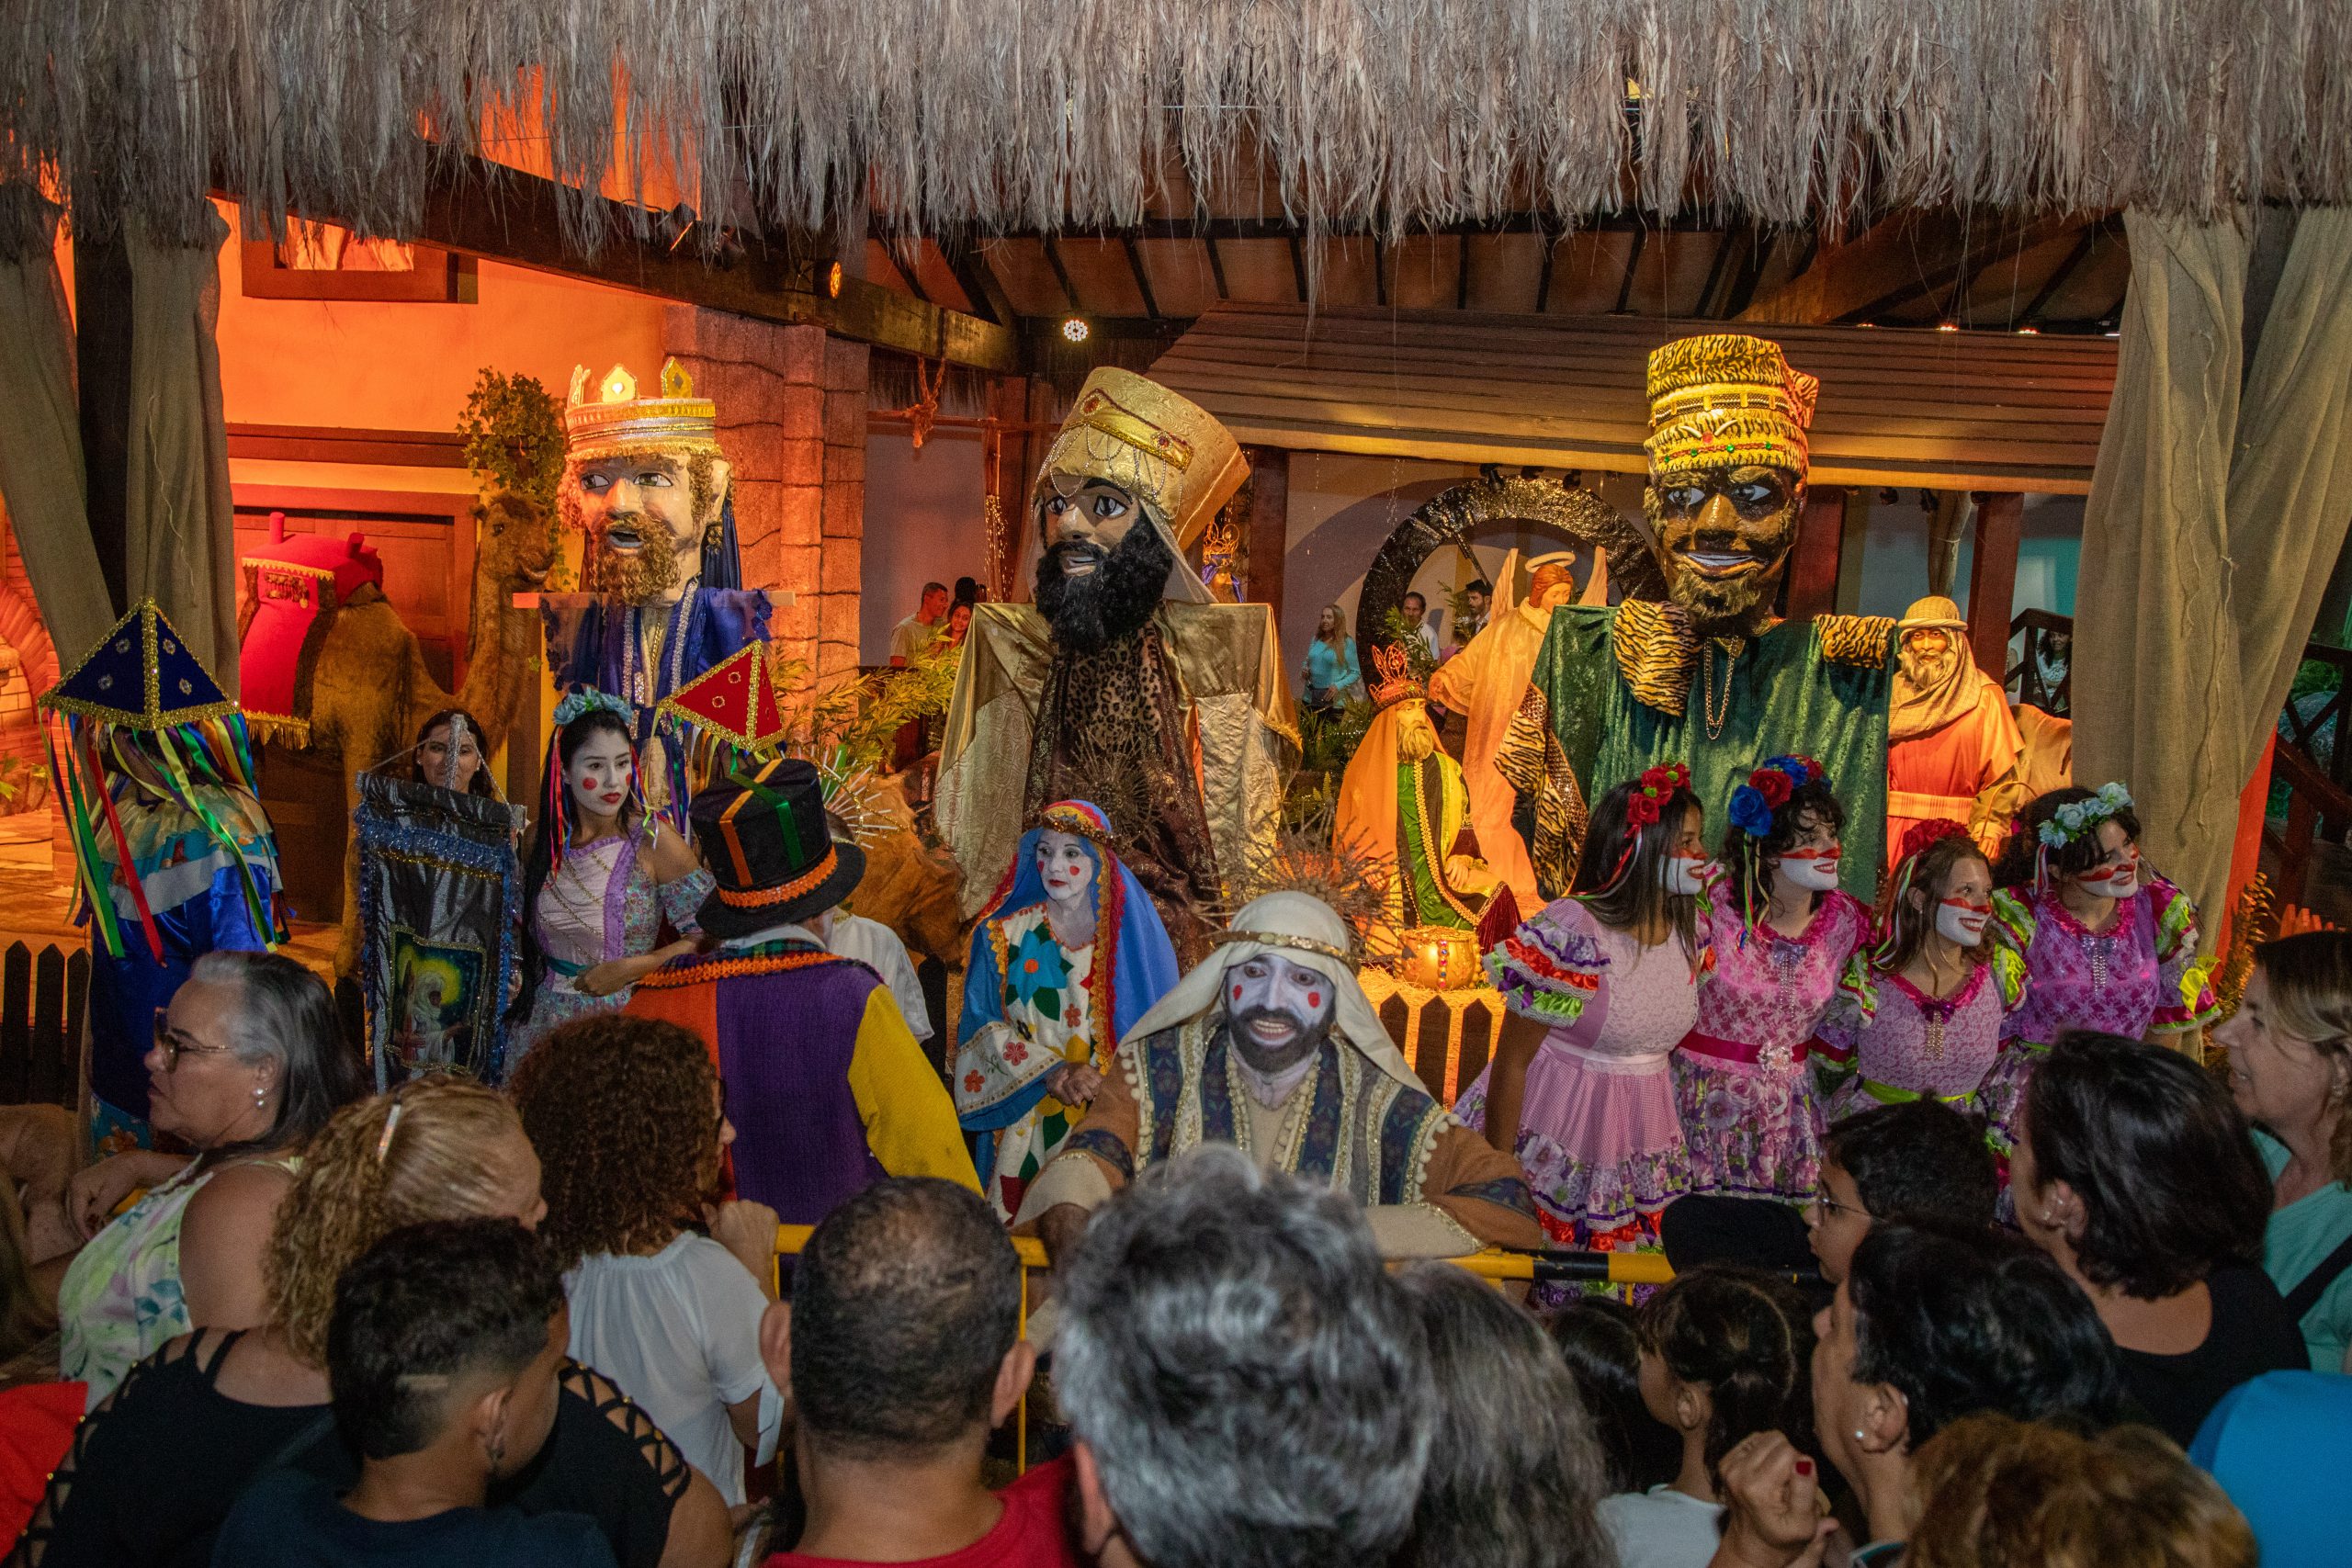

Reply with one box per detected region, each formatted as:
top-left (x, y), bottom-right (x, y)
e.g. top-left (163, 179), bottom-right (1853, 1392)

top-left (712, 846), bottom-right (838, 909)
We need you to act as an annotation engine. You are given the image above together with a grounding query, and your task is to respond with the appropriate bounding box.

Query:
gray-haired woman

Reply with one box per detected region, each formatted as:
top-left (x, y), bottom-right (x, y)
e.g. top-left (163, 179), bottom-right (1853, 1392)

top-left (55, 951), bottom-right (365, 1405)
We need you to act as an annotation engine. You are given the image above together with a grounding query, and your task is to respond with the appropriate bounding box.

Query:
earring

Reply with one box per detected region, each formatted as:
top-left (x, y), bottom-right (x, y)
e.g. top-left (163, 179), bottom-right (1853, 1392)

top-left (1854, 1429), bottom-right (1867, 1443)
top-left (252, 1085), bottom-right (267, 1110)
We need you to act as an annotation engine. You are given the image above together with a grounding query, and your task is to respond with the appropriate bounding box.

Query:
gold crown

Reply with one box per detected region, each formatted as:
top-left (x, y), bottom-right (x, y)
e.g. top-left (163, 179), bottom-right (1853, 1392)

top-left (564, 358), bottom-right (724, 463)
top-left (1643, 333), bottom-right (1819, 483)
top-left (1035, 368), bottom-right (1248, 551)
top-left (1367, 642), bottom-right (1423, 708)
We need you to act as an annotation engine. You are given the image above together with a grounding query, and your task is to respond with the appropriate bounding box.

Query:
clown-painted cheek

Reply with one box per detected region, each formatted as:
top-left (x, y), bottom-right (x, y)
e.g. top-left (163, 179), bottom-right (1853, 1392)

top-left (2077, 852), bottom-right (2140, 900)
top-left (1773, 852), bottom-right (1843, 892)
top-left (1661, 856), bottom-right (1712, 897)
top-left (1937, 898), bottom-right (1992, 946)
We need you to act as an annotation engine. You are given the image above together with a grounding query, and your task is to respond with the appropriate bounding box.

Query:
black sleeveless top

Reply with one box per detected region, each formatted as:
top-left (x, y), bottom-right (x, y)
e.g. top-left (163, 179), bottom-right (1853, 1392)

top-left (8, 1331), bottom-right (693, 1568)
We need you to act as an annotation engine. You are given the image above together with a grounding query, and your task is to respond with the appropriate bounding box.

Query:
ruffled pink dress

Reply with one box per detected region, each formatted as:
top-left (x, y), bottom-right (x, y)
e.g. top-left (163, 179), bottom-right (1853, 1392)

top-left (1457, 897), bottom-right (1708, 1249)
top-left (1672, 883), bottom-right (1867, 1201)
top-left (1811, 952), bottom-right (2026, 1121)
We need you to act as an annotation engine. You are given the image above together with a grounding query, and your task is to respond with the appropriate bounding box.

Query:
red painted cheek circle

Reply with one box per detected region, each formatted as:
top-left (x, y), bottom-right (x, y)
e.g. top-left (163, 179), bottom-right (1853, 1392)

top-left (1231, 985), bottom-right (1242, 1000)
top-left (1306, 991), bottom-right (1321, 1008)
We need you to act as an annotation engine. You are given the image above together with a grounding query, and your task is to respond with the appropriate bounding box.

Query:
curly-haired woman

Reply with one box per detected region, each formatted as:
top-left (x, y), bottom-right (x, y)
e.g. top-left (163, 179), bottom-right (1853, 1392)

top-left (12, 1079), bottom-right (732, 1568)
top-left (510, 1013), bottom-right (782, 1507)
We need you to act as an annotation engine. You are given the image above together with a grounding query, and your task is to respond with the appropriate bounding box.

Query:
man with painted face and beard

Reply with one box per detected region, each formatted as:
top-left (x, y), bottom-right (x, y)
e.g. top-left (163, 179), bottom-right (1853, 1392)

top-left (1013, 892), bottom-right (1541, 1261)
top-left (1503, 334), bottom-right (1898, 900)
top-left (540, 360), bottom-right (771, 826)
top-left (1885, 593), bottom-right (2027, 868)
top-left (937, 370), bottom-right (1296, 957)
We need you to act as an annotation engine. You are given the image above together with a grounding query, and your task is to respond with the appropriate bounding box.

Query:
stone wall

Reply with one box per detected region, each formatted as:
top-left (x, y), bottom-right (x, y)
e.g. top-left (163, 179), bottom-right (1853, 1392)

top-left (661, 308), bottom-right (869, 691)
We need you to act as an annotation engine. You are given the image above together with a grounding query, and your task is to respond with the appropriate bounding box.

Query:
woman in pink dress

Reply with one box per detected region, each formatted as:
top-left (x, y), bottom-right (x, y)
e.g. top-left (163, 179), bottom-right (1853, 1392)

top-left (1676, 755), bottom-right (1868, 1201)
top-left (1813, 820), bottom-right (2024, 1119)
top-left (1978, 783), bottom-right (2217, 1150)
top-left (1458, 765), bottom-right (1713, 1251)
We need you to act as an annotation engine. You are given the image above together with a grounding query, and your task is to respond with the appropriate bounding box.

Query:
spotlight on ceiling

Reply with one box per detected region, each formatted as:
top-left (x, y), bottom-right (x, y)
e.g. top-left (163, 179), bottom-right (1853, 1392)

top-left (825, 260), bottom-right (844, 299)
top-left (1061, 317), bottom-right (1091, 344)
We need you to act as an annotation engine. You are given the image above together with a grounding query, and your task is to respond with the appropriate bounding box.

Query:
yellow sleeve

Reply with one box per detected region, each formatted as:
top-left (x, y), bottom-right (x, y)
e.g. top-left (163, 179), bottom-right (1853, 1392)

top-left (846, 987), bottom-right (981, 1191)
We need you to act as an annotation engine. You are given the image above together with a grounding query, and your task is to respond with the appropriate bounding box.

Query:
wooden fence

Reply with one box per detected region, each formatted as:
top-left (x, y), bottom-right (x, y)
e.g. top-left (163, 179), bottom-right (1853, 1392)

top-left (0, 942), bottom-right (85, 1109)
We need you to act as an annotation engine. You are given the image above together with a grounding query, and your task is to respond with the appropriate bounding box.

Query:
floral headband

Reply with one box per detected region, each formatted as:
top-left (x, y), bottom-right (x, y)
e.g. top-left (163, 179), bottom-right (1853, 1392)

top-left (1623, 762), bottom-right (1692, 829)
top-left (1869, 817), bottom-right (1976, 967)
top-left (1727, 754), bottom-right (1824, 840)
top-left (2038, 782), bottom-right (2132, 849)
top-left (553, 688), bottom-right (632, 728)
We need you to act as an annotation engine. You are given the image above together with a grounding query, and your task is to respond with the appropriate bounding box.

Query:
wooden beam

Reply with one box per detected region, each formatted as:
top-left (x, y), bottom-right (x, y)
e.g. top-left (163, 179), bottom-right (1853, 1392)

top-left (1533, 233), bottom-right (1555, 312)
top-left (1042, 235), bottom-right (1080, 311)
top-left (962, 211), bottom-right (1723, 243)
top-left (1835, 216), bottom-right (2085, 324)
top-left (1204, 235), bottom-right (1230, 301)
top-left (402, 159), bottom-right (1023, 373)
top-left (1785, 484), bottom-right (1848, 621)
top-left (1122, 235), bottom-right (1162, 320)
top-left (74, 230), bottom-right (132, 616)
top-left (1693, 227), bottom-right (1737, 317)
top-left (1244, 446), bottom-right (1290, 624)
top-left (1456, 232), bottom-right (1471, 310)
top-left (2018, 226), bottom-right (2102, 322)
top-left (226, 423), bottom-right (467, 468)
top-left (1967, 491), bottom-right (2024, 676)
top-left (1287, 233), bottom-right (1310, 302)
top-left (1612, 227), bottom-right (1647, 313)
top-left (941, 240), bottom-right (1012, 324)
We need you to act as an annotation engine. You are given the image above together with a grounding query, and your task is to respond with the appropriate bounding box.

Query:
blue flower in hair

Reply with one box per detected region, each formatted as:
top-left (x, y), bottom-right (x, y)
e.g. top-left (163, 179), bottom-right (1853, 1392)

top-left (1728, 784), bottom-right (1776, 840)
top-left (552, 688), bottom-right (632, 728)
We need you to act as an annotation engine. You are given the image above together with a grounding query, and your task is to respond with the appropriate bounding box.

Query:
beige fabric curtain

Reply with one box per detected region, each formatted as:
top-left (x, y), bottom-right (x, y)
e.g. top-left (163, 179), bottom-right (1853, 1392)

top-left (124, 206), bottom-right (241, 694)
top-left (0, 207), bottom-right (119, 670)
top-left (2074, 209), bottom-right (2352, 931)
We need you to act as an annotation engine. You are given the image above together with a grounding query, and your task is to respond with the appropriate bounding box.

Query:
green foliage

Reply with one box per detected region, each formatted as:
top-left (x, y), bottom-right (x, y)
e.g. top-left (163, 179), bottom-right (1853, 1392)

top-left (458, 368), bottom-right (571, 590)
top-left (1297, 695), bottom-right (1373, 777)
top-left (2290, 657), bottom-right (2343, 702)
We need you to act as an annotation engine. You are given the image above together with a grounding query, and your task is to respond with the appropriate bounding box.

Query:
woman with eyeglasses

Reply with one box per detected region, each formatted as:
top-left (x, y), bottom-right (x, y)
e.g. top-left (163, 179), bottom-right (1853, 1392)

top-left (52, 951), bottom-right (365, 1407)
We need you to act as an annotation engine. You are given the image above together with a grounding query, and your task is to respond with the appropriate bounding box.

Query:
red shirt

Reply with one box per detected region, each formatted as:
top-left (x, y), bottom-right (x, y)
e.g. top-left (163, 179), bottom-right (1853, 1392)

top-left (763, 1455), bottom-right (1083, 1568)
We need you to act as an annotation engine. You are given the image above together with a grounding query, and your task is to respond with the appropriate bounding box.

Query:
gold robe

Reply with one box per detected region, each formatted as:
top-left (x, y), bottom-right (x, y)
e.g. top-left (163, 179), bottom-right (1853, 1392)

top-left (936, 600), bottom-right (1297, 921)
top-left (1428, 600), bottom-right (1557, 911)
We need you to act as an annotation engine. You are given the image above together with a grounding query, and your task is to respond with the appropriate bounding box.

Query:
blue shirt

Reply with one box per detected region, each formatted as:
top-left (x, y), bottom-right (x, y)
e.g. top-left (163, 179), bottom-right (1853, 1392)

top-left (1305, 636), bottom-right (1359, 695)
top-left (2191, 1371), bottom-right (2352, 1568)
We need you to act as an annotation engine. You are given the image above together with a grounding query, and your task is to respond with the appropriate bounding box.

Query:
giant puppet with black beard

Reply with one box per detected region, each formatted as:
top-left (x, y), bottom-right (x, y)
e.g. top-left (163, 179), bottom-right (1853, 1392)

top-left (1503, 334), bottom-right (1901, 898)
top-left (935, 371), bottom-right (1297, 959)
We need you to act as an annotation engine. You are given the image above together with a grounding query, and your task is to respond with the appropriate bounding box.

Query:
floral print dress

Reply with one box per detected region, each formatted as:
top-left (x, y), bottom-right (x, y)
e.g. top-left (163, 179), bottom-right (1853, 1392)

top-left (1977, 875), bottom-right (2217, 1149)
top-left (1672, 883), bottom-right (1867, 1201)
top-left (1812, 950), bottom-right (2028, 1121)
top-left (515, 826), bottom-right (712, 1061)
top-left (1456, 897), bottom-right (1710, 1250)
top-left (955, 905), bottom-right (1102, 1219)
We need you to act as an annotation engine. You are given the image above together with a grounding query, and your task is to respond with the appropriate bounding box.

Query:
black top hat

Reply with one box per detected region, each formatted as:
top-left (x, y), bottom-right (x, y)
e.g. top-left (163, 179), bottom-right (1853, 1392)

top-left (688, 757), bottom-right (866, 940)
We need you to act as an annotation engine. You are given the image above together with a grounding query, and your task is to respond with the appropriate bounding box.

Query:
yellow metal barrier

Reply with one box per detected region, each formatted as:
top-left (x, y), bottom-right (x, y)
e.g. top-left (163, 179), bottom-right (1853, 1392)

top-left (770, 1224), bottom-right (1688, 1474)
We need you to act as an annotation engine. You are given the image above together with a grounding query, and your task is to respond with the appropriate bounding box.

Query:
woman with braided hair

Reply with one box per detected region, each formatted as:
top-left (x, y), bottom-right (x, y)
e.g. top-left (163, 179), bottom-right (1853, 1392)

top-left (1810, 819), bottom-right (2024, 1122)
top-left (14, 1079), bottom-right (731, 1568)
top-left (512, 691), bottom-right (714, 1059)
top-left (1458, 765), bottom-right (1714, 1252)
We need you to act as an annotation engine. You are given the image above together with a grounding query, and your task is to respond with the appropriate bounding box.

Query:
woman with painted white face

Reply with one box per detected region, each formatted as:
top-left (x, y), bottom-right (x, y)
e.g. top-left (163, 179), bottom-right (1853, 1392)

top-left (1675, 755), bottom-right (1868, 1202)
top-left (1458, 766), bottom-right (1713, 1259)
top-left (954, 801), bottom-right (1180, 1220)
top-left (1975, 784), bottom-right (2218, 1153)
top-left (511, 693), bottom-right (714, 1062)
top-left (1810, 820), bottom-right (2021, 1124)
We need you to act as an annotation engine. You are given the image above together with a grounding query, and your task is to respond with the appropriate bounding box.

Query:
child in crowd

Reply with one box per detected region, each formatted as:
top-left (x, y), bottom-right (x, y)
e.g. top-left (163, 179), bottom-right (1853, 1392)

top-left (1598, 1265), bottom-right (1817, 1568)
top-left (1461, 766), bottom-right (1713, 1252)
top-left (1979, 783), bottom-right (2216, 1149)
top-left (1805, 1099), bottom-right (2001, 1284)
top-left (1813, 820), bottom-right (2023, 1121)
top-left (211, 1218), bottom-right (613, 1568)
top-left (1677, 756), bottom-right (1865, 1202)
top-left (1546, 1298), bottom-right (1682, 1497)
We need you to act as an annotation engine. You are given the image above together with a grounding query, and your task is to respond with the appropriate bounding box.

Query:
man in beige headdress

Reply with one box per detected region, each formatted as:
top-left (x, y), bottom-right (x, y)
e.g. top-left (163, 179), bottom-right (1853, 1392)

top-left (1885, 594), bottom-right (2027, 865)
top-left (1014, 892), bottom-right (1541, 1261)
top-left (936, 370), bottom-right (1295, 956)
top-left (1427, 551), bottom-right (1586, 912)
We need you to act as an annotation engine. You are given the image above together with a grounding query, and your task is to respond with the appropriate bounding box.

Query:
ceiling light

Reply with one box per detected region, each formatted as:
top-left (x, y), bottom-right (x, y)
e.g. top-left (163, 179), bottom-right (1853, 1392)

top-left (1061, 317), bottom-right (1091, 344)
top-left (825, 260), bottom-right (844, 299)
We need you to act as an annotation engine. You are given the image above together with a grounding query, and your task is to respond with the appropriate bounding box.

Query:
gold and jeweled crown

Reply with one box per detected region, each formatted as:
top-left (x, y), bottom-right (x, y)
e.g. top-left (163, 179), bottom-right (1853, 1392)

top-left (564, 358), bottom-right (724, 463)
top-left (1035, 367), bottom-right (1248, 550)
top-left (1643, 333), bottom-right (1819, 483)
top-left (1367, 641), bottom-right (1423, 709)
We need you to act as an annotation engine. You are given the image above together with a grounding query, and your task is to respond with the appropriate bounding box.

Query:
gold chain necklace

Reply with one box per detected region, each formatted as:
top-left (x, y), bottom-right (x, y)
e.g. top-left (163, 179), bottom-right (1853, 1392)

top-left (1700, 644), bottom-right (1734, 739)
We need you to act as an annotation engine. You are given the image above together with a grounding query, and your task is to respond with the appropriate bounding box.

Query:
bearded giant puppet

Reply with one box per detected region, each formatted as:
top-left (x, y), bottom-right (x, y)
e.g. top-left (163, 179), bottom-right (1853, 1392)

top-left (1884, 594), bottom-right (2026, 867)
top-left (540, 360), bottom-right (770, 823)
top-left (935, 370), bottom-right (1296, 956)
top-left (1011, 891), bottom-right (1542, 1259)
top-left (1501, 334), bottom-right (1896, 897)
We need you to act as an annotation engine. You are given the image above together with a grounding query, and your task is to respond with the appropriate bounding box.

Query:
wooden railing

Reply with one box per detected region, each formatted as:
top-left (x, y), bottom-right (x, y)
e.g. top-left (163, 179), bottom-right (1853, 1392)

top-left (0, 942), bottom-right (87, 1109)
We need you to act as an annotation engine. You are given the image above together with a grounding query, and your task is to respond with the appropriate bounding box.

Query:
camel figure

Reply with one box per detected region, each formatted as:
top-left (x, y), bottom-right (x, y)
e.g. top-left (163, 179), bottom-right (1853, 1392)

top-left (240, 495), bottom-right (554, 973)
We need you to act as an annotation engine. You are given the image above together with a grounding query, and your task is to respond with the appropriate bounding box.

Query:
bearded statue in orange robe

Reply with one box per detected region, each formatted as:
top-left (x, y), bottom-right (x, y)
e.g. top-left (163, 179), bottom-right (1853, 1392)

top-left (1884, 594), bottom-right (2027, 867)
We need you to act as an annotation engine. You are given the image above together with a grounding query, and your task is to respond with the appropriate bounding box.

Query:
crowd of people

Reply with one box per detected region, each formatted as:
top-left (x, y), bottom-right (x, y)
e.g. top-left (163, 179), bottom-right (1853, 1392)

top-left (4, 741), bottom-right (2351, 1566)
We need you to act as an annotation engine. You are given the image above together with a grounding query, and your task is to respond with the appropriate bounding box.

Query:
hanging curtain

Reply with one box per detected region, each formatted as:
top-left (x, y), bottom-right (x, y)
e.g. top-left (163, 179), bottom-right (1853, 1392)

top-left (0, 197), bottom-right (119, 668)
top-left (124, 207), bottom-right (241, 694)
top-left (2074, 209), bottom-right (2352, 930)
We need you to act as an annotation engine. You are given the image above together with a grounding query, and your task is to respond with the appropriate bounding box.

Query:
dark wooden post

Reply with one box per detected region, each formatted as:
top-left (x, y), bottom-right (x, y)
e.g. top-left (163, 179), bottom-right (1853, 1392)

top-left (1785, 484), bottom-right (1847, 621)
top-left (1967, 492), bottom-right (2024, 679)
top-left (1244, 446), bottom-right (1290, 622)
top-left (75, 230), bottom-right (134, 616)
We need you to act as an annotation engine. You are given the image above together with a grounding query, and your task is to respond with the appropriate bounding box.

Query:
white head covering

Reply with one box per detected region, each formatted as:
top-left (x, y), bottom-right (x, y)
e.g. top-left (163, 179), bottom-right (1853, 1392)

top-left (1118, 891), bottom-right (1424, 1094)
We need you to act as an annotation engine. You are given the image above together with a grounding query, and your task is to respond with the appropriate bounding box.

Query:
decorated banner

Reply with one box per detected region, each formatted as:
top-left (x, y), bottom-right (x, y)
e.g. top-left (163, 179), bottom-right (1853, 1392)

top-left (355, 771), bottom-right (526, 1089)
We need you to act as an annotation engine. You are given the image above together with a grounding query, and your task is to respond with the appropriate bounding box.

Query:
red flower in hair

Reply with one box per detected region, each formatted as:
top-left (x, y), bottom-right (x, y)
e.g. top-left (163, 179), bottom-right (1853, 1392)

top-left (1640, 762), bottom-right (1691, 795)
top-left (1750, 768), bottom-right (1793, 808)
top-left (1897, 818), bottom-right (1973, 864)
top-left (1625, 792), bottom-right (1663, 828)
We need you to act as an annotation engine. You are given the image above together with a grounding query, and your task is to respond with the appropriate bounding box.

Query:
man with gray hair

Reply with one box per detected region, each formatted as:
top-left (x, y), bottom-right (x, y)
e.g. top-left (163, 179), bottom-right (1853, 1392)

top-left (1055, 1146), bottom-right (1433, 1568)
top-left (1014, 891), bottom-right (1539, 1261)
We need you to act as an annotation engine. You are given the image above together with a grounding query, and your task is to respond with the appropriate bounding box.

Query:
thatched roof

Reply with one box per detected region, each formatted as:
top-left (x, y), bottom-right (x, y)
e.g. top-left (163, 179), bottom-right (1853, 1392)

top-left (2, 0), bottom-right (2343, 263)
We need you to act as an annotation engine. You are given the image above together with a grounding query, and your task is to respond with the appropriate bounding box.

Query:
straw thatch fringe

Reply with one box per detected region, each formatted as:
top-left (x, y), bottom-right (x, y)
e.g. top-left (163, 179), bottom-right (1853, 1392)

top-left (1, 0), bottom-right (2346, 263)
